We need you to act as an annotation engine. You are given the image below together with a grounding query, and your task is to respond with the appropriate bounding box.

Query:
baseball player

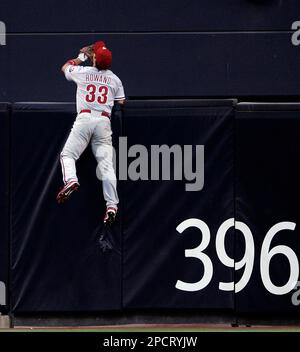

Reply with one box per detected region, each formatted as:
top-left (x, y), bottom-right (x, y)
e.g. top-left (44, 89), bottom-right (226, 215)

top-left (57, 41), bottom-right (125, 225)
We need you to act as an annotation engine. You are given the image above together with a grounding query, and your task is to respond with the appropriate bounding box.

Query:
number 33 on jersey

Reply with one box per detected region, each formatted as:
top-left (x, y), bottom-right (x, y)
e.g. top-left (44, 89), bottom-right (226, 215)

top-left (64, 65), bottom-right (125, 114)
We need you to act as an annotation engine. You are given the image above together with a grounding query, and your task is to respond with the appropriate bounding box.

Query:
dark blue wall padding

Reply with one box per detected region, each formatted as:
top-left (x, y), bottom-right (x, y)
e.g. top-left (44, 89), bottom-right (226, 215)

top-left (122, 100), bottom-right (236, 309)
top-left (0, 103), bottom-right (10, 313)
top-left (10, 103), bottom-right (122, 313)
top-left (236, 103), bottom-right (300, 314)
top-left (8, 99), bottom-right (300, 315)
top-left (1, 32), bottom-right (300, 103)
top-left (2, 0), bottom-right (299, 32)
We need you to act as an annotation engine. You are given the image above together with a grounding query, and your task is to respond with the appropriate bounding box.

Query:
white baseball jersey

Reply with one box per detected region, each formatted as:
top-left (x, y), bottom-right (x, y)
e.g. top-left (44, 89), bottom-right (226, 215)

top-left (65, 65), bottom-right (125, 115)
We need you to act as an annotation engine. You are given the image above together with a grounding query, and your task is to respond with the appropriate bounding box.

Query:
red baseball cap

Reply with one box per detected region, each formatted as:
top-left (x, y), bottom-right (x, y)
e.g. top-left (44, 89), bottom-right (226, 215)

top-left (95, 47), bottom-right (112, 70)
top-left (93, 41), bottom-right (106, 52)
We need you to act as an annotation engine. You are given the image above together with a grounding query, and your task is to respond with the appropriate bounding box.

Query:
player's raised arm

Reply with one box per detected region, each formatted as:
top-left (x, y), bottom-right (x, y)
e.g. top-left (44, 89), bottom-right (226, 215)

top-left (61, 53), bottom-right (88, 73)
top-left (61, 41), bottom-right (106, 73)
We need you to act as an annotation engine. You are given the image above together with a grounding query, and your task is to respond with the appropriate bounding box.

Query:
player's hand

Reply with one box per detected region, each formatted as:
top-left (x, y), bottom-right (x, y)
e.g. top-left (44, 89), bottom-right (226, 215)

top-left (80, 45), bottom-right (94, 60)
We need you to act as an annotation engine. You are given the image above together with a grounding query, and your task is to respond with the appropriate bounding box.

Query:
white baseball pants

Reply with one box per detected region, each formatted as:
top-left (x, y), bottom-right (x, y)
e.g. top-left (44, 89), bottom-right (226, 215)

top-left (60, 111), bottom-right (119, 209)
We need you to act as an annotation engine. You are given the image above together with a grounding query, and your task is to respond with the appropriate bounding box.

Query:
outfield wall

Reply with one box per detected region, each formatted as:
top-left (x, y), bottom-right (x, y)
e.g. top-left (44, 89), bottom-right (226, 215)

top-left (1, 100), bottom-right (300, 323)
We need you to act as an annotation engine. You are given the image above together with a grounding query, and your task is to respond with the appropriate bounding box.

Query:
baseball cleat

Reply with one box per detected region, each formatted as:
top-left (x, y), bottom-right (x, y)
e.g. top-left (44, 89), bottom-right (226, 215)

top-left (56, 180), bottom-right (80, 204)
top-left (103, 207), bottom-right (117, 225)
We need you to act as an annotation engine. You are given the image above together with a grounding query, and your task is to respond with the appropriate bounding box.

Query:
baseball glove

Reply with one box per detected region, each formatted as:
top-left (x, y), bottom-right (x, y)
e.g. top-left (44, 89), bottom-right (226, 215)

top-left (80, 44), bottom-right (94, 60)
top-left (80, 41), bottom-right (106, 61)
